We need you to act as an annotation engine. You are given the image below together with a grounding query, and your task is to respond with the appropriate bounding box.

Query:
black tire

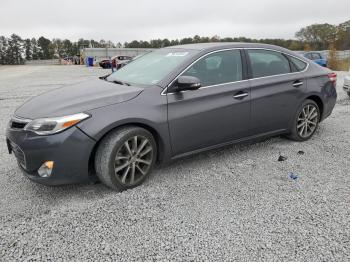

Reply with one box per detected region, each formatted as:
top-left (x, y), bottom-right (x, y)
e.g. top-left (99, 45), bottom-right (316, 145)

top-left (347, 92), bottom-right (350, 98)
top-left (288, 99), bottom-right (320, 142)
top-left (95, 126), bottom-right (157, 191)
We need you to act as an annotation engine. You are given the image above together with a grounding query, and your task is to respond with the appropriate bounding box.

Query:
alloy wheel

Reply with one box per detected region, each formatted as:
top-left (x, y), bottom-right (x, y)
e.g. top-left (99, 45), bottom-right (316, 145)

top-left (297, 104), bottom-right (319, 138)
top-left (114, 135), bottom-right (153, 185)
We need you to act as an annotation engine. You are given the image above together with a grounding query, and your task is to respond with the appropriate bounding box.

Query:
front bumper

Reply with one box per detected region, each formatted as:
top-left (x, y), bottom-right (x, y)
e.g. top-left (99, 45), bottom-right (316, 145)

top-left (6, 126), bottom-right (96, 185)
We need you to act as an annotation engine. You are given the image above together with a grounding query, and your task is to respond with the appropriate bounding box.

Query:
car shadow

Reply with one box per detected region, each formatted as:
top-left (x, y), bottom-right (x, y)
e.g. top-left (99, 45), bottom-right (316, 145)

top-left (21, 134), bottom-right (288, 200)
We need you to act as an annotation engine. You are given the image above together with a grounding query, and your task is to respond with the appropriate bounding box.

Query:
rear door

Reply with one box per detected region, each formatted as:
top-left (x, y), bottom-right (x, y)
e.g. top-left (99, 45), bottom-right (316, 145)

top-left (246, 49), bottom-right (307, 134)
top-left (167, 49), bottom-right (251, 156)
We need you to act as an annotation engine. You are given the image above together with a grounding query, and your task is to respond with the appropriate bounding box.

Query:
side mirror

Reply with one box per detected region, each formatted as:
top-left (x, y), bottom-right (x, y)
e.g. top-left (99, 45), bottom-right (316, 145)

top-left (173, 76), bottom-right (201, 92)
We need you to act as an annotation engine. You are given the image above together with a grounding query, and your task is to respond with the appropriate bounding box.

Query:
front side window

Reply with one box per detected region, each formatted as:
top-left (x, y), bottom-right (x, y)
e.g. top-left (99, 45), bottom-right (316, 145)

top-left (247, 50), bottom-right (291, 78)
top-left (181, 50), bottom-right (243, 87)
top-left (107, 49), bottom-right (198, 85)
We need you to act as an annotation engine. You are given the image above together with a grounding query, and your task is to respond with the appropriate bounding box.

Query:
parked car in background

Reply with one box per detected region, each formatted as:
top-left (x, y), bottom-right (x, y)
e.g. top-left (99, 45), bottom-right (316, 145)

top-left (344, 75), bottom-right (350, 97)
top-left (6, 43), bottom-right (337, 191)
top-left (99, 59), bottom-right (112, 69)
top-left (112, 56), bottom-right (133, 70)
top-left (116, 54), bottom-right (146, 70)
top-left (302, 51), bottom-right (328, 67)
top-left (99, 56), bottom-right (133, 69)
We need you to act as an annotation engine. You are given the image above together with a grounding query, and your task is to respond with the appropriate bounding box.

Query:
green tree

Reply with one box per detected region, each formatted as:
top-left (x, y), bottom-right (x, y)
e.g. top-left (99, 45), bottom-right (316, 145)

top-left (24, 38), bottom-right (32, 60)
top-left (193, 35), bottom-right (201, 43)
top-left (52, 38), bottom-right (63, 58)
top-left (288, 41), bottom-right (303, 50)
top-left (179, 37), bottom-right (193, 45)
top-left (31, 38), bottom-right (39, 60)
top-left (61, 39), bottom-right (74, 57)
top-left (38, 36), bottom-right (54, 59)
top-left (170, 39), bottom-right (179, 46)
top-left (7, 34), bottom-right (24, 64)
top-left (161, 39), bottom-right (170, 47)
top-left (295, 23), bottom-right (337, 50)
top-left (336, 20), bottom-right (350, 50)
top-left (0, 36), bottom-right (8, 64)
top-left (99, 39), bottom-right (107, 48)
top-left (127, 40), bottom-right (140, 48)
top-left (150, 39), bottom-right (163, 48)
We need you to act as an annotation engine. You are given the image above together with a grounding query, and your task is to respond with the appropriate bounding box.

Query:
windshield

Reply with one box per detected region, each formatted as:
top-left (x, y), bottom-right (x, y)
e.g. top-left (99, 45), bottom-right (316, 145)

top-left (107, 49), bottom-right (198, 86)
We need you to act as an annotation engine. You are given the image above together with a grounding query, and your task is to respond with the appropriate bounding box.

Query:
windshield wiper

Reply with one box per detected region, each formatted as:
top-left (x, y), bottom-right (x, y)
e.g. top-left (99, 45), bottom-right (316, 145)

top-left (99, 74), bottom-right (111, 80)
top-left (113, 80), bottom-right (130, 86)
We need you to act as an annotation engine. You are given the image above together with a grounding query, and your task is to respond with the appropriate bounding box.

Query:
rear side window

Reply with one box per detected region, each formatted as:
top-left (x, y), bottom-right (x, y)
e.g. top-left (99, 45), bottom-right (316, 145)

top-left (288, 56), bottom-right (307, 72)
top-left (247, 50), bottom-right (291, 78)
top-left (182, 50), bottom-right (243, 87)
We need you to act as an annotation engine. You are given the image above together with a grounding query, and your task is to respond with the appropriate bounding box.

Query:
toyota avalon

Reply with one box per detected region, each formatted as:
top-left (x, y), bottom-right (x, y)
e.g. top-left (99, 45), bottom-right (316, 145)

top-left (6, 43), bottom-right (337, 191)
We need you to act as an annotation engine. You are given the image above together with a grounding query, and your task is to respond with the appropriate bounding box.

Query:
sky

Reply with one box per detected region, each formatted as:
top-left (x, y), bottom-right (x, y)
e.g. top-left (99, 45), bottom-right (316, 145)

top-left (1, 0), bottom-right (349, 42)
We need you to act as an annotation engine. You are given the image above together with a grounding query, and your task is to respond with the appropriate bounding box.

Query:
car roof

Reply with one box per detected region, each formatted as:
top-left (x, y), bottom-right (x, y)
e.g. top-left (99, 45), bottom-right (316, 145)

top-left (166, 42), bottom-right (291, 53)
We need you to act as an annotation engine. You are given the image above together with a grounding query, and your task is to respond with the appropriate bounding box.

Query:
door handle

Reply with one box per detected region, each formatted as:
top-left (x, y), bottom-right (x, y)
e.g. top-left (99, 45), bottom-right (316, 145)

top-left (233, 92), bottom-right (248, 99)
top-left (293, 80), bottom-right (304, 87)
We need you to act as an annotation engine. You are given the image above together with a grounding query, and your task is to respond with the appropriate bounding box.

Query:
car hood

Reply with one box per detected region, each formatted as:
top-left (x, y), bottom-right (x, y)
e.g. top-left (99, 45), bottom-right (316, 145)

top-left (15, 79), bottom-right (143, 119)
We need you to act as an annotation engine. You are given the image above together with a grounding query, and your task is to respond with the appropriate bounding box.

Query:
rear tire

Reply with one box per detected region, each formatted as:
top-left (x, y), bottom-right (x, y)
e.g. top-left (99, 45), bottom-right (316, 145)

top-left (347, 92), bottom-right (350, 98)
top-left (288, 99), bottom-right (320, 142)
top-left (95, 126), bottom-right (157, 191)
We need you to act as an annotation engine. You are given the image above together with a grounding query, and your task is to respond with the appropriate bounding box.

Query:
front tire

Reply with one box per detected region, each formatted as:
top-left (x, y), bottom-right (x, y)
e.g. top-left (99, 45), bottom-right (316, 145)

top-left (288, 99), bottom-right (320, 141)
top-left (95, 126), bottom-right (157, 191)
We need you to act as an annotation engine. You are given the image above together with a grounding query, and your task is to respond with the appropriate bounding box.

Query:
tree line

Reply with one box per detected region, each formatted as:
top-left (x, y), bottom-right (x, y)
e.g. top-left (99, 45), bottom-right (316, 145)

top-left (1, 20), bottom-right (349, 65)
top-left (0, 35), bottom-right (122, 65)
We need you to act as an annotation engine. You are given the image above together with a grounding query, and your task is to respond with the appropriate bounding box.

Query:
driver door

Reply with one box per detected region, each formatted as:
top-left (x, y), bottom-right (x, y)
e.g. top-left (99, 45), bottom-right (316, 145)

top-left (167, 49), bottom-right (251, 156)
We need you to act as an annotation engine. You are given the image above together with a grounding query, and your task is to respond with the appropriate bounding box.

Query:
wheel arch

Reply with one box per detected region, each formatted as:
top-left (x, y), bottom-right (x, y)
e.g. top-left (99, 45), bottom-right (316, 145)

top-left (305, 94), bottom-right (324, 120)
top-left (88, 122), bottom-right (166, 178)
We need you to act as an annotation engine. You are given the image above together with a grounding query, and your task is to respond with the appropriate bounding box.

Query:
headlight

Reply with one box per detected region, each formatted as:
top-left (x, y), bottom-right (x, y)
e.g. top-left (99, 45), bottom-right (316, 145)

top-left (24, 113), bottom-right (90, 135)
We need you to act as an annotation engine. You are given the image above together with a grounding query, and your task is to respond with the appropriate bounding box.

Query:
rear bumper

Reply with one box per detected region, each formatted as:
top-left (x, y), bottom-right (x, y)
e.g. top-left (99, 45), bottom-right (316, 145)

top-left (6, 126), bottom-right (96, 186)
top-left (317, 88), bottom-right (336, 122)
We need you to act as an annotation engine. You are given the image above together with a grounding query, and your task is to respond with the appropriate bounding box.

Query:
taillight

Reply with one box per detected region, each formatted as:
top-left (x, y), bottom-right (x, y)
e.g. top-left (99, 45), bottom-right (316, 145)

top-left (328, 72), bottom-right (337, 87)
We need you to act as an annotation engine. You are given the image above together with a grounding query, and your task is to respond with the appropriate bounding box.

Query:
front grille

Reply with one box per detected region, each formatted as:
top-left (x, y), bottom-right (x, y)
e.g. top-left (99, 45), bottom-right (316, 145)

top-left (9, 140), bottom-right (26, 168)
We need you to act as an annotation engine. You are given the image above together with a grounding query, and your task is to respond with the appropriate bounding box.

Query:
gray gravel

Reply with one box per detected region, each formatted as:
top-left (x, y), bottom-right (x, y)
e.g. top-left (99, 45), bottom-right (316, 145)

top-left (0, 65), bottom-right (349, 261)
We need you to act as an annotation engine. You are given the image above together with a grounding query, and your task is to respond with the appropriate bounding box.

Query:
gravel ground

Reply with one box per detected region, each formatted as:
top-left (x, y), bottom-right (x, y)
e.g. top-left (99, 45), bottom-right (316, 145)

top-left (0, 65), bottom-right (349, 261)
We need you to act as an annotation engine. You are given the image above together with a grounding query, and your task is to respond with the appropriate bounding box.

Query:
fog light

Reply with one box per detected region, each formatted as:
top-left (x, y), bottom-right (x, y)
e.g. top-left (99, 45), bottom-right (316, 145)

top-left (38, 161), bottom-right (54, 178)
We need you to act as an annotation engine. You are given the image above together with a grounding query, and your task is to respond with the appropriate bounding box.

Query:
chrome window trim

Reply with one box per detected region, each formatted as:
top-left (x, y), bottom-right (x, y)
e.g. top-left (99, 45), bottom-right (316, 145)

top-left (161, 47), bottom-right (309, 96)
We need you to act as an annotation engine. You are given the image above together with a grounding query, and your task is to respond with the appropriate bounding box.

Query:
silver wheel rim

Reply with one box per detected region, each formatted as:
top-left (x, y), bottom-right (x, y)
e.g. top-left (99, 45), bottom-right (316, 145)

top-left (114, 136), bottom-right (153, 185)
top-left (297, 104), bottom-right (318, 138)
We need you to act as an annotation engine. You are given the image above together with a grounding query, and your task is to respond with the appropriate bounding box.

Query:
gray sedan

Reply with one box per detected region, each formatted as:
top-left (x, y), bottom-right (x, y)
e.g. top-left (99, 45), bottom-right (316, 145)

top-left (6, 43), bottom-right (337, 191)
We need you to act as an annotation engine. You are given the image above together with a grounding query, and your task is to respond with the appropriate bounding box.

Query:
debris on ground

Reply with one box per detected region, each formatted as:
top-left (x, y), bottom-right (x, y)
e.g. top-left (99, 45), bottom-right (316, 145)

top-left (288, 172), bottom-right (299, 180)
top-left (298, 150), bottom-right (305, 155)
top-left (278, 154), bottom-right (287, 162)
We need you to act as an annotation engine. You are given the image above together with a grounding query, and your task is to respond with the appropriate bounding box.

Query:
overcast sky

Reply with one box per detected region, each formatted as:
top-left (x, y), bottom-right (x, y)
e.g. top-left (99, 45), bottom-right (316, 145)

top-left (1, 0), bottom-right (349, 42)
